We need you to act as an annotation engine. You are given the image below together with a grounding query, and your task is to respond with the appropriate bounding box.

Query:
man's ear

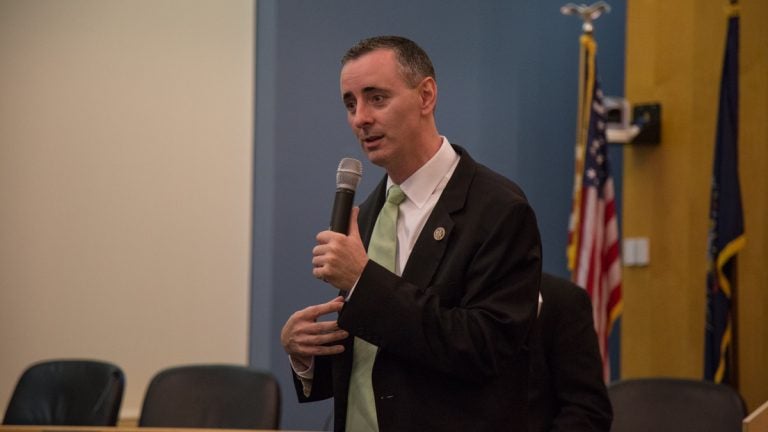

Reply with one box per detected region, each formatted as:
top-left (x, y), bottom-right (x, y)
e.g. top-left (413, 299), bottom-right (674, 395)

top-left (418, 77), bottom-right (437, 115)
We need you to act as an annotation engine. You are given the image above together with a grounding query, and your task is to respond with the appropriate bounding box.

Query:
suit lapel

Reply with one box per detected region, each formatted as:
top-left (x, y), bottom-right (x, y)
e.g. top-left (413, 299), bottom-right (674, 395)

top-left (401, 145), bottom-right (476, 288)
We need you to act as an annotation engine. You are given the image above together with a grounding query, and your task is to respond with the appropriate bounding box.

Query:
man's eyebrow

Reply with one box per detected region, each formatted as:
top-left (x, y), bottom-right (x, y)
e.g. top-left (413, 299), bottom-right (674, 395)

top-left (342, 86), bottom-right (387, 99)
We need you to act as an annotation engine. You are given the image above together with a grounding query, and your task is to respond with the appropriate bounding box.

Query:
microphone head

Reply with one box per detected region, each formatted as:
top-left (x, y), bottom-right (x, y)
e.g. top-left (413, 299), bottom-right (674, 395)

top-left (336, 157), bottom-right (362, 191)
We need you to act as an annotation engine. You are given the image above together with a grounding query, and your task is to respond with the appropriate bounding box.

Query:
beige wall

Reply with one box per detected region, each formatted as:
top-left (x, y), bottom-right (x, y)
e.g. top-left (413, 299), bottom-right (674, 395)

top-left (0, 0), bottom-right (254, 419)
top-left (624, 0), bottom-right (768, 411)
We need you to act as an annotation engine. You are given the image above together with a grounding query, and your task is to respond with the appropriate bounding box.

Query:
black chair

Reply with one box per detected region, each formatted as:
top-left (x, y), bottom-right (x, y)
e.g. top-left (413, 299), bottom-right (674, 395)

top-left (139, 364), bottom-right (280, 429)
top-left (609, 377), bottom-right (746, 432)
top-left (3, 359), bottom-right (125, 426)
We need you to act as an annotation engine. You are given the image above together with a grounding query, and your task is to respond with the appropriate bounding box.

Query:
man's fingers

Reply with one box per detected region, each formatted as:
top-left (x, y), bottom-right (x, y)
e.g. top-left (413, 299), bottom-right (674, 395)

top-left (298, 320), bottom-right (348, 343)
top-left (302, 343), bottom-right (345, 357)
top-left (282, 296), bottom-right (348, 357)
top-left (312, 266), bottom-right (325, 281)
top-left (301, 296), bottom-right (345, 318)
top-left (313, 319), bottom-right (343, 333)
top-left (303, 328), bottom-right (349, 346)
top-left (317, 324), bottom-right (348, 340)
top-left (288, 328), bottom-right (348, 357)
top-left (312, 243), bottom-right (326, 258)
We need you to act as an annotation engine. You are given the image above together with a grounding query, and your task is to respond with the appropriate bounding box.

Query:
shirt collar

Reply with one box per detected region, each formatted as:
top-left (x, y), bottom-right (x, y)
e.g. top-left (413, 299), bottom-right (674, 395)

top-left (387, 137), bottom-right (458, 209)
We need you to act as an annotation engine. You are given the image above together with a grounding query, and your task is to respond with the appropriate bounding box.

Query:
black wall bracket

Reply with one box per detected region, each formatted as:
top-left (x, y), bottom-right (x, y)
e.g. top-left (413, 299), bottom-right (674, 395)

top-left (631, 103), bottom-right (661, 145)
top-left (605, 101), bottom-right (662, 145)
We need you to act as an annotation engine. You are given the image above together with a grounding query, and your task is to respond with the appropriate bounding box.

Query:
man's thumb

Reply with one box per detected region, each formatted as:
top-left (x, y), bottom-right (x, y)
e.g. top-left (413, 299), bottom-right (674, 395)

top-left (348, 207), bottom-right (361, 238)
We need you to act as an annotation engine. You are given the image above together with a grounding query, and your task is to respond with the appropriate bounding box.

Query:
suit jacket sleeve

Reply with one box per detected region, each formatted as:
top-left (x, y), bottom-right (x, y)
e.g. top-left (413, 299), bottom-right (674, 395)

top-left (291, 353), bottom-right (334, 403)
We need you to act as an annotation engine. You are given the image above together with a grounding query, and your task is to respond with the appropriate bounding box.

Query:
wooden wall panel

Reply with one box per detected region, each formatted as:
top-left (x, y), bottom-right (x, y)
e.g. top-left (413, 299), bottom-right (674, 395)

top-left (624, 0), bottom-right (768, 411)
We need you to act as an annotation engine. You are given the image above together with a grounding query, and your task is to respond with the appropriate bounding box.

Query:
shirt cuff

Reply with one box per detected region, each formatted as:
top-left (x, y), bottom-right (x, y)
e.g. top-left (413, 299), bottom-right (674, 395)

top-left (289, 355), bottom-right (314, 397)
top-left (345, 274), bottom-right (362, 299)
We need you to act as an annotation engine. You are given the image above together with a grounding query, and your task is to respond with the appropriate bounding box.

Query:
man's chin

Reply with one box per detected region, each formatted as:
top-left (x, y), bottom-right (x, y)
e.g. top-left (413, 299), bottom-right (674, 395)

top-left (363, 149), bottom-right (387, 168)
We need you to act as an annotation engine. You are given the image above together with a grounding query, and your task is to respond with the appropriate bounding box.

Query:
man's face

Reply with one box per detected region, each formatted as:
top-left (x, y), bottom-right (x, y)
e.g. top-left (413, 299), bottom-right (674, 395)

top-left (340, 49), bottom-right (424, 171)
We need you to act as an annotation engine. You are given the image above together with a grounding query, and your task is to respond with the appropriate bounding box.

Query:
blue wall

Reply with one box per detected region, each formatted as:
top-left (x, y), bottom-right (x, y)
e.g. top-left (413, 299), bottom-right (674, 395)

top-left (251, 1), bottom-right (625, 429)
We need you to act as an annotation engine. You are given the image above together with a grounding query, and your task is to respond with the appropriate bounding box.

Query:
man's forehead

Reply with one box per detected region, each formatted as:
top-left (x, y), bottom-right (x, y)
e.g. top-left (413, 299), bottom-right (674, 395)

top-left (340, 50), bottom-right (401, 92)
top-left (343, 48), bottom-right (396, 67)
top-left (343, 51), bottom-right (393, 75)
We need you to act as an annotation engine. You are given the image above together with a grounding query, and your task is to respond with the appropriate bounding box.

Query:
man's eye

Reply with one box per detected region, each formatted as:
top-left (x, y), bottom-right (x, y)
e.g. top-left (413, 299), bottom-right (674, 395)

top-left (345, 101), bottom-right (356, 112)
top-left (371, 95), bottom-right (386, 104)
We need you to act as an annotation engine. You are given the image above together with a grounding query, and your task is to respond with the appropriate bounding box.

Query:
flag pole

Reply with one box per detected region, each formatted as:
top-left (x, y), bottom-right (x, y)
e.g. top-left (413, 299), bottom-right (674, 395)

top-left (561, 2), bottom-right (610, 274)
top-left (562, 2), bottom-right (623, 383)
top-left (725, 0), bottom-right (740, 390)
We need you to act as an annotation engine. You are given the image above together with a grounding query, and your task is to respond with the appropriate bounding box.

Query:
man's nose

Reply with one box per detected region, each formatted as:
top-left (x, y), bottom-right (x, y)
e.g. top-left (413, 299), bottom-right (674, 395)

top-left (351, 104), bottom-right (373, 129)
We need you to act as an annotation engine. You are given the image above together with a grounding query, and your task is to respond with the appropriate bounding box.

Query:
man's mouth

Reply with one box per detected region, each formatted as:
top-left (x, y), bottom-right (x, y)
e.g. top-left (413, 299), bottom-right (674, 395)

top-left (362, 135), bottom-right (383, 144)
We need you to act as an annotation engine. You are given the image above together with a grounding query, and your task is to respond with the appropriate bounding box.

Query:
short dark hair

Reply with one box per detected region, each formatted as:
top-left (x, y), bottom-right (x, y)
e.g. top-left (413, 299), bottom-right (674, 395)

top-left (341, 35), bottom-right (436, 88)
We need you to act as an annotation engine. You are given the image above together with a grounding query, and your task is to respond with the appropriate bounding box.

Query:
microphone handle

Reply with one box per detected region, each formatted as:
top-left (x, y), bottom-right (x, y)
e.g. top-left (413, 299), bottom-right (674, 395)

top-left (330, 187), bottom-right (355, 234)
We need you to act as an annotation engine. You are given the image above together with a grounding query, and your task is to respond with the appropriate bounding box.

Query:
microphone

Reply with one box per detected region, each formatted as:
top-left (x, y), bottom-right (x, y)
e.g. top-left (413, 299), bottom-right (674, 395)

top-left (330, 158), bottom-right (362, 234)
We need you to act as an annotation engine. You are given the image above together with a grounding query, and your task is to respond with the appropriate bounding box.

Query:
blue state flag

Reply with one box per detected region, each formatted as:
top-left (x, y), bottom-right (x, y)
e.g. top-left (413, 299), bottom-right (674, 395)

top-left (704, 9), bottom-right (745, 384)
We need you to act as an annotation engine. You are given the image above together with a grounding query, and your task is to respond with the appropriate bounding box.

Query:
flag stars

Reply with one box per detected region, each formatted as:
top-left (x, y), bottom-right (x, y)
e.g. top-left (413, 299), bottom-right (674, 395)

top-left (590, 140), bottom-right (601, 155)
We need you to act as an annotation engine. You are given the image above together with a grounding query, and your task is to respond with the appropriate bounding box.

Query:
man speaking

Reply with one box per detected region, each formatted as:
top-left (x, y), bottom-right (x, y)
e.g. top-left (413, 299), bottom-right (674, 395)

top-left (281, 35), bottom-right (542, 431)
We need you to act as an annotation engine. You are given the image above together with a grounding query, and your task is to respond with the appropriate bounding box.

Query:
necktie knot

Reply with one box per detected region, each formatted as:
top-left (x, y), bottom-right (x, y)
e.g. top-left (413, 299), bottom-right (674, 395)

top-left (387, 185), bottom-right (406, 206)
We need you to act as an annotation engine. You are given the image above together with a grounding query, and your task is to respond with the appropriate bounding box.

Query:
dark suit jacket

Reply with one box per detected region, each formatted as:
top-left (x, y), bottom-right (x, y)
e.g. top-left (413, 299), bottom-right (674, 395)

top-left (293, 145), bottom-right (542, 431)
top-left (528, 273), bottom-right (613, 432)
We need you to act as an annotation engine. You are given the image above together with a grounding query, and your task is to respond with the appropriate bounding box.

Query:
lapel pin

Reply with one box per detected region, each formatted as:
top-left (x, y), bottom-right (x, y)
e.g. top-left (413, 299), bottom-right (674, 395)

top-left (433, 227), bottom-right (446, 241)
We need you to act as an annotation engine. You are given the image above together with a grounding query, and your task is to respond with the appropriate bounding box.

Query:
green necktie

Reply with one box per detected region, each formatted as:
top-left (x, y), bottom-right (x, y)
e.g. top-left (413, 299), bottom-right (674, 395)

top-left (346, 185), bottom-right (406, 432)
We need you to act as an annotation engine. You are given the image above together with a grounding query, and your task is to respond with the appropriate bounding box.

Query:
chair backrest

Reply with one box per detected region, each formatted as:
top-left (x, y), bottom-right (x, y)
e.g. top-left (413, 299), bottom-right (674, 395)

top-left (609, 377), bottom-right (746, 432)
top-left (3, 359), bottom-right (125, 426)
top-left (139, 364), bottom-right (280, 430)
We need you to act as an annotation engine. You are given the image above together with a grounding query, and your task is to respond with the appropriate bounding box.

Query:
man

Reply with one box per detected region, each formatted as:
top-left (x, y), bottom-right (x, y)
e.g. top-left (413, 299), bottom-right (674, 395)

top-left (528, 273), bottom-right (613, 432)
top-left (281, 35), bottom-right (541, 431)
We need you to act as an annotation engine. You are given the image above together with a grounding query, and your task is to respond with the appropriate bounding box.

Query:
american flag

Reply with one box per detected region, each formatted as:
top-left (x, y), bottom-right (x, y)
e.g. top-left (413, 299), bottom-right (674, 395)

top-left (567, 34), bottom-right (623, 382)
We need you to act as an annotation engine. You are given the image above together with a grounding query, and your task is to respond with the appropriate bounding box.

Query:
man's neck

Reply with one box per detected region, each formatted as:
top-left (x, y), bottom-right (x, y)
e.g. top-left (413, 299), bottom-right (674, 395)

top-left (387, 132), bottom-right (442, 184)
